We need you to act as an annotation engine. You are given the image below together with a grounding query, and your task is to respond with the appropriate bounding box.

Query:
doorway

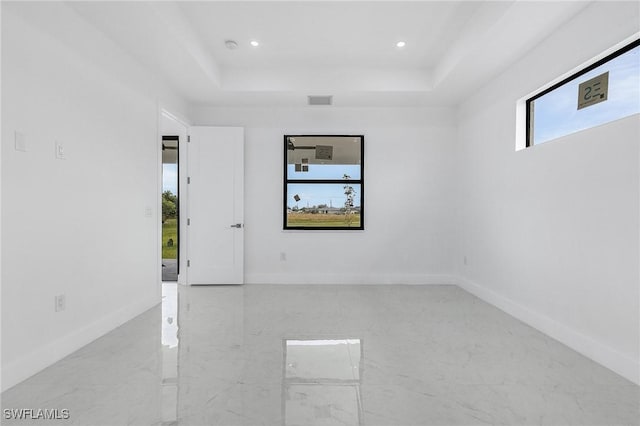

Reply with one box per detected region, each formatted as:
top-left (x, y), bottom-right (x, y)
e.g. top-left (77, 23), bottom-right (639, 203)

top-left (162, 136), bottom-right (179, 281)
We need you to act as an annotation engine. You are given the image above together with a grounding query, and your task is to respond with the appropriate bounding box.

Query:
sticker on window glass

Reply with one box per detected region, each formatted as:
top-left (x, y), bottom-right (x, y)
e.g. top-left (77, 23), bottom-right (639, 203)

top-left (315, 145), bottom-right (333, 160)
top-left (577, 71), bottom-right (609, 110)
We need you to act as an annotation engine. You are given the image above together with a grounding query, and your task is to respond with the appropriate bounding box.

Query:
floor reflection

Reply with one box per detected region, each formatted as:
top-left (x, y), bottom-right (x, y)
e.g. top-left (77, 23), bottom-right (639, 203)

top-left (161, 283), bottom-right (179, 425)
top-left (1, 284), bottom-right (638, 426)
top-left (284, 339), bottom-right (363, 426)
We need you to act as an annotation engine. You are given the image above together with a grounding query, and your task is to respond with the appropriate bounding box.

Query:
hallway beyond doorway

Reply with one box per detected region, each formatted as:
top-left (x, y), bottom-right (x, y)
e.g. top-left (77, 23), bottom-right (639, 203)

top-left (162, 135), bottom-right (179, 282)
top-left (162, 259), bottom-right (178, 282)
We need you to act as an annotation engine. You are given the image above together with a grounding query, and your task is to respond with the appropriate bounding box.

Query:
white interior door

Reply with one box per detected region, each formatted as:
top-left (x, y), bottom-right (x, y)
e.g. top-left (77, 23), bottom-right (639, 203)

top-left (187, 126), bottom-right (244, 285)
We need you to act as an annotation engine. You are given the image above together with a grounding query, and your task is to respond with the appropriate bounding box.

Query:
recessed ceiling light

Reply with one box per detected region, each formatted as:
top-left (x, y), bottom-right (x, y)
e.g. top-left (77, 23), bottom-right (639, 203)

top-left (250, 40), bottom-right (260, 47)
top-left (396, 41), bottom-right (406, 48)
top-left (225, 40), bottom-right (238, 50)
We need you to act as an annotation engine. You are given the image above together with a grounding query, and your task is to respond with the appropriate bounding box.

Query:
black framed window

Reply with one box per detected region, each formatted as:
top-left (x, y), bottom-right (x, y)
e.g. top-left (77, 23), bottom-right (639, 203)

top-left (284, 135), bottom-right (364, 230)
top-left (526, 38), bottom-right (639, 147)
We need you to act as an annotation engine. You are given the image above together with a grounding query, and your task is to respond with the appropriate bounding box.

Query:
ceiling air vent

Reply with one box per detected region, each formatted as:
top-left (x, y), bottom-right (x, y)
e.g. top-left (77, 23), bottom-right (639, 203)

top-left (308, 95), bottom-right (333, 106)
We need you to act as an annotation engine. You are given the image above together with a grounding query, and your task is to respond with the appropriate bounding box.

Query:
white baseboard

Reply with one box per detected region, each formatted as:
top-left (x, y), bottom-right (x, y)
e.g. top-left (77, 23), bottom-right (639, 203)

top-left (456, 276), bottom-right (640, 385)
top-left (245, 273), bottom-right (456, 285)
top-left (1, 296), bottom-right (160, 392)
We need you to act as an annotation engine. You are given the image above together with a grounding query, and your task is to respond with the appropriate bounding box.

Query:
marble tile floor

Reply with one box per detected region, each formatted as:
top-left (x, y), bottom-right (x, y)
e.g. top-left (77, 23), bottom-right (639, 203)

top-left (2, 284), bottom-right (638, 426)
top-left (162, 259), bottom-right (178, 282)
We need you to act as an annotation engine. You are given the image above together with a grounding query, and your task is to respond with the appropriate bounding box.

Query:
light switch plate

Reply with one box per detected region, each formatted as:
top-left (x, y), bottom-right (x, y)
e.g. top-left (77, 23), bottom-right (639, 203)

top-left (55, 141), bottom-right (66, 159)
top-left (15, 131), bottom-right (27, 152)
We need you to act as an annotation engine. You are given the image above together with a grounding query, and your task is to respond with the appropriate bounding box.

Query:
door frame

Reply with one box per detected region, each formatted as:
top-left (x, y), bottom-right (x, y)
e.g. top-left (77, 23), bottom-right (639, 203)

top-left (159, 108), bottom-right (190, 285)
top-left (162, 135), bottom-right (180, 278)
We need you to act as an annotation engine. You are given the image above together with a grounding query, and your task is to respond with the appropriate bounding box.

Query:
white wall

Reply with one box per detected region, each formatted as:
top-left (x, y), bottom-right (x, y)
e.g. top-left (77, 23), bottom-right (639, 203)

top-left (1, 3), bottom-right (188, 391)
top-left (189, 107), bottom-right (457, 285)
top-left (454, 1), bottom-right (639, 384)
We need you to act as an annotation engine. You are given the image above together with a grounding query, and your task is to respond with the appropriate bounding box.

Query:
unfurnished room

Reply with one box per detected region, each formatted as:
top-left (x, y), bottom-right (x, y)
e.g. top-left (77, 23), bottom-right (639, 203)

top-left (1, 1), bottom-right (639, 425)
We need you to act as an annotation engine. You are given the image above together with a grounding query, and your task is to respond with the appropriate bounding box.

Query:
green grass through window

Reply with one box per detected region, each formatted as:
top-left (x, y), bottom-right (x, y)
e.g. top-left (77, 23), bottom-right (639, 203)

top-left (162, 219), bottom-right (177, 259)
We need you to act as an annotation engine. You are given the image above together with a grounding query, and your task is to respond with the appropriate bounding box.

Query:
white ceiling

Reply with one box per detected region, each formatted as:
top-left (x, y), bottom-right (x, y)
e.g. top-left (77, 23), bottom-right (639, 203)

top-left (181, 2), bottom-right (482, 69)
top-left (66, 1), bottom-right (593, 107)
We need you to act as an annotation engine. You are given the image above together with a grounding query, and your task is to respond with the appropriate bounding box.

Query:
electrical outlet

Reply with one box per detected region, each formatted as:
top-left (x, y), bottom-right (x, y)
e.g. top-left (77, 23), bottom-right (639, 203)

top-left (463, 256), bottom-right (468, 266)
top-left (280, 252), bottom-right (287, 261)
top-left (55, 294), bottom-right (66, 312)
top-left (15, 131), bottom-right (27, 152)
